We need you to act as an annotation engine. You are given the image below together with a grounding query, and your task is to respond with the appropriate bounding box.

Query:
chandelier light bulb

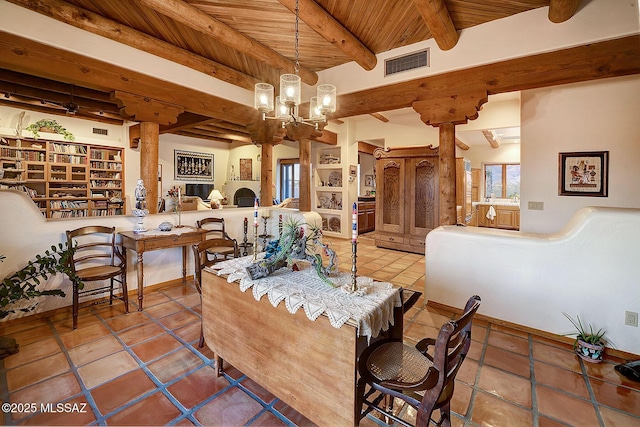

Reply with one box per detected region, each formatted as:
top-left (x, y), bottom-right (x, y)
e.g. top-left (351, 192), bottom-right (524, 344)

top-left (254, 83), bottom-right (274, 113)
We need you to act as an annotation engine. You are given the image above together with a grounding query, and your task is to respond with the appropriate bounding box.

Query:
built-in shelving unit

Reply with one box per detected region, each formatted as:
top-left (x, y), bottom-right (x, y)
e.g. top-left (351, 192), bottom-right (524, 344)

top-left (0, 136), bottom-right (125, 218)
top-left (313, 146), bottom-right (345, 236)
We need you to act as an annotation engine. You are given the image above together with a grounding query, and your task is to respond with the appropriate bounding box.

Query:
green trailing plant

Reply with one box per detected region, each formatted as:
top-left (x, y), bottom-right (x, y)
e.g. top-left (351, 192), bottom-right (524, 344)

top-left (0, 243), bottom-right (82, 319)
top-left (26, 119), bottom-right (75, 141)
top-left (562, 312), bottom-right (607, 346)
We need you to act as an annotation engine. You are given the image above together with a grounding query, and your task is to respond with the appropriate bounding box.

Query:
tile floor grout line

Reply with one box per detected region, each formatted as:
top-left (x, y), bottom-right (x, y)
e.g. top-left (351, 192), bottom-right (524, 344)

top-left (460, 321), bottom-right (493, 426)
top-left (528, 332), bottom-right (541, 427)
top-left (86, 307), bottom-right (211, 424)
top-left (10, 317), bottom-right (104, 426)
top-left (579, 358), bottom-right (606, 427)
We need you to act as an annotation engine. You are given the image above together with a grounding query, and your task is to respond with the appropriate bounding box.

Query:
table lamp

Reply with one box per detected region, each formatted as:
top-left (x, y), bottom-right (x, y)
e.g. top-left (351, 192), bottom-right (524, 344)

top-left (207, 189), bottom-right (224, 209)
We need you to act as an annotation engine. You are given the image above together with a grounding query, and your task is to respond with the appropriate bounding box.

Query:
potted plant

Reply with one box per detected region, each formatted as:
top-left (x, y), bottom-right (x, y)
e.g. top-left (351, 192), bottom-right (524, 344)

top-left (0, 244), bottom-right (82, 357)
top-left (26, 119), bottom-right (75, 141)
top-left (563, 312), bottom-right (607, 363)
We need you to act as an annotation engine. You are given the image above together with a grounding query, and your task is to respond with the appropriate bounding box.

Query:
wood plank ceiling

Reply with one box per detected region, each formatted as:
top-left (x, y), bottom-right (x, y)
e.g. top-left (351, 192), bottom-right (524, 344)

top-left (1, 0), bottom-right (579, 144)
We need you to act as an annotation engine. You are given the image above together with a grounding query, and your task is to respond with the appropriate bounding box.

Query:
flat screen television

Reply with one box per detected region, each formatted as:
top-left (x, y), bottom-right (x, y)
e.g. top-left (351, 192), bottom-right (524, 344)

top-left (185, 183), bottom-right (215, 200)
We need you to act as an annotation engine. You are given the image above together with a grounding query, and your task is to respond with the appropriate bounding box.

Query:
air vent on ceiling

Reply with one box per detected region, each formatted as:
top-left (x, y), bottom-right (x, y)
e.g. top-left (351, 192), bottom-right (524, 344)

top-left (92, 128), bottom-right (108, 136)
top-left (385, 49), bottom-right (429, 76)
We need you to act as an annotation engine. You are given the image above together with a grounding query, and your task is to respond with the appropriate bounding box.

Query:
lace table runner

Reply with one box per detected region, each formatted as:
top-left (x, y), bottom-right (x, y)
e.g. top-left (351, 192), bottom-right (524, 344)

top-left (205, 256), bottom-right (402, 340)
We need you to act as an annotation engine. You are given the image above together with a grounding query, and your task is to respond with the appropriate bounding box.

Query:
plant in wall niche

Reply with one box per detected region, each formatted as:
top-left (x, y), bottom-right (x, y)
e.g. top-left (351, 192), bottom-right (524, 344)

top-left (562, 312), bottom-right (608, 363)
top-left (26, 119), bottom-right (75, 141)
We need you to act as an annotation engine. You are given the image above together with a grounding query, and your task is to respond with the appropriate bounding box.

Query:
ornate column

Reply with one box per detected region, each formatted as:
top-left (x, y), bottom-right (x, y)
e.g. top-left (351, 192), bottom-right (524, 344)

top-left (413, 90), bottom-right (487, 225)
top-left (111, 90), bottom-right (184, 214)
top-left (247, 120), bottom-right (286, 207)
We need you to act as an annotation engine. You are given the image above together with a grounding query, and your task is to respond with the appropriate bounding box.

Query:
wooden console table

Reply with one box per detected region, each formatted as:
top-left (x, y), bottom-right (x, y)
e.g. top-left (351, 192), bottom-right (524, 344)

top-left (119, 226), bottom-right (206, 310)
top-left (201, 263), bottom-right (404, 426)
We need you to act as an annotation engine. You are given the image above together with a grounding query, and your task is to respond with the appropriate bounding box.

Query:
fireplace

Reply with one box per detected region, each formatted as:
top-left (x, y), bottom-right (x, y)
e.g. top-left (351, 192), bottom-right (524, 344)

top-left (234, 187), bottom-right (257, 207)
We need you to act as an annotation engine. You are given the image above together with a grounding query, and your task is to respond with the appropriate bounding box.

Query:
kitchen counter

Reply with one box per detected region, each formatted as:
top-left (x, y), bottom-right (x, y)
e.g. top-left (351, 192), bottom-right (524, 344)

top-left (473, 201), bottom-right (520, 207)
top-left (474, 203), bottom-right (520, 230)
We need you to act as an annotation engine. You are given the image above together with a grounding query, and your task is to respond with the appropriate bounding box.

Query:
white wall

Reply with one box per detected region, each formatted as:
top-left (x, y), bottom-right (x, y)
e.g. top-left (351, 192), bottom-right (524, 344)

top-left (425, 207), bottom-right (640, 356)
top-left (158, 133), bottom-right (231, 199)
top-left (521, 75), bottom-right (640, 233)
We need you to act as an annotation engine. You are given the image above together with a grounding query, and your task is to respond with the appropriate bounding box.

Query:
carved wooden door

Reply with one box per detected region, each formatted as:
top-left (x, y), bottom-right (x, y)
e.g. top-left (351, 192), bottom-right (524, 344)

top-left (408, 157), bottom-right (439, 238)
top-left (376, 158), bottom-right (405, 234)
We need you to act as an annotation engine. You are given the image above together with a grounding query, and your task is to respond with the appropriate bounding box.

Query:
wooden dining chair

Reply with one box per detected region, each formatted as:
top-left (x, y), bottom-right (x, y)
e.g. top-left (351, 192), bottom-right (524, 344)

top-left (356, 295), bottom-right (481, 427)
top-left (66, 226), bottom-right (129, 329)
top-left (192, 238), bottom-right (237, 375)
top-left (196, 217), bottom-right (238, 261)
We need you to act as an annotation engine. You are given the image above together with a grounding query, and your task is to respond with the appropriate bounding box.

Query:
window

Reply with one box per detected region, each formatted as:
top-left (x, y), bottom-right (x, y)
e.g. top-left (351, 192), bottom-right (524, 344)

top-left (484, 163), bottom-right (520, 199)
top-left (279, 159), bottom-right (300, 201)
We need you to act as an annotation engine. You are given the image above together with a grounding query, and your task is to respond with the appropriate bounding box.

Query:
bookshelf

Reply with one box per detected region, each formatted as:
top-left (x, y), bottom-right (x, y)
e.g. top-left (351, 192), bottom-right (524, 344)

top-left (0, 136), bottom-right (125, 218)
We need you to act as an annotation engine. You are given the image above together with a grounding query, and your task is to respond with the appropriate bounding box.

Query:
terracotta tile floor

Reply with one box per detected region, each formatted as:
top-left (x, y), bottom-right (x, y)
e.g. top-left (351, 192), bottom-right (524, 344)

top-left (1, 234), bottom-right (639, 426)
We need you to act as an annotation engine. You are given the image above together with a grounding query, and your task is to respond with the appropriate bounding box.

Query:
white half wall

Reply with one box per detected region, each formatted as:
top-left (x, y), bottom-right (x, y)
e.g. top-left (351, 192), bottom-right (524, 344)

top-left (0, 189), bottom-right (310, 322)
top-left (425, 206), bottom-right (640, 356)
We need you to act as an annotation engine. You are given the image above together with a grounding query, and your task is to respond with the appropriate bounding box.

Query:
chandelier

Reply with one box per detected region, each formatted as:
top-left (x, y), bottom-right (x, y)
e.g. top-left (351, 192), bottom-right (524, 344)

top-left (254, 0), bottom-right (336, 128)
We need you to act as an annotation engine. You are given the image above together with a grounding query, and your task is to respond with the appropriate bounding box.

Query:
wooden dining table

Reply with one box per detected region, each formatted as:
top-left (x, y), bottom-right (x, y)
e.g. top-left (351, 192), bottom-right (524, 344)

top-left (201, 258), bottom-right (406, 426)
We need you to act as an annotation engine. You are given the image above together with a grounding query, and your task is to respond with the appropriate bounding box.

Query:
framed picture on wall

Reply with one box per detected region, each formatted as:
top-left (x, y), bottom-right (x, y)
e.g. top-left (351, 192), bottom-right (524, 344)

top-left (558, 151), bottom-right (608, 197)
top-left (365, 175), bottom-right (374, 187)
top-left (174, 150), bottom-right (214, 181)
top-left (240, 158), bottom-right (252, 180)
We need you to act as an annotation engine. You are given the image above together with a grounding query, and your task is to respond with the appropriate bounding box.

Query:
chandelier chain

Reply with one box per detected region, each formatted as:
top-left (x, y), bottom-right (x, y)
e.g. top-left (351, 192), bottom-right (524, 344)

top-left (294, 0), bottom-right (299, 74)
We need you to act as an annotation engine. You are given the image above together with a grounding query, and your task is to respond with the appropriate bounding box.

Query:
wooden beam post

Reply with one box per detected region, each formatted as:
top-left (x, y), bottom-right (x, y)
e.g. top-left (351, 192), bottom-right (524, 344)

top-left (439, 123), bottom-right (456, 225)
top-left (139, 122), bottom-right (160, 214)
top-left (413, 90), bottom-right (488, 226)
top-left (298, 137), bottom-right (311, 212)
top-left (285, 124), bottom-right (323, 212)
top-left (260, 142), bottom-right (274, 207)
top-left (548, 0), bottom-right (581, 23)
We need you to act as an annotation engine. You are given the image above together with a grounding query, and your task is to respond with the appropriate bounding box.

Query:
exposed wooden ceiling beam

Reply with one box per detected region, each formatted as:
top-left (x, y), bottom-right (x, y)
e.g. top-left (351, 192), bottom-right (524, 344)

top-left (482, 130), bottom-right (500, 148)
top-left (0, 81), bottom-right (120, 115)
top-left (134, 0), bottom-right (318, 85)
top-left (202, 124), bottom-right (250, 136)
top-left (548, 0), bottom-right (581, 23)
top-left (209, 120), bottom-right (253, 135)
top-left (0, 97), bottom-right (123, 125)
top-left (277, 0), bottom-right (376, 71)
top-left (0, 69), bottom-right (114, 103)
top-left (358, 141), bottom-right (379, 155)
top-left (455, 138), bottom-right (469, 151)
top-left (194, 126), bottom-right (252, 144)
top-left (6, 0), bottom-right (259, 91)
top-left (175, 130), bottom-right (235, 144)
top-left (314, 129), bottom-right (337, 145)
top-left (160, 112), bottom-right (218, 134)
top-left (0, 31), bottom-right (258, 126)
top-left (332, 35), bottom-right (640, 119)
top-left (369, 112), bottom-right (389, 122)
top-left (410, 0), bottom-right (458, 51)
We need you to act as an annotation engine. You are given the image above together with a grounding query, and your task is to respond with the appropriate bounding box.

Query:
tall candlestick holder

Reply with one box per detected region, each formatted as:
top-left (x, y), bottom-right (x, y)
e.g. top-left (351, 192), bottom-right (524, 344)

top-left (253, 222), bottom-right (259, 261)
top-left (253, 198), bottom-right (259, 261)
top-left (239, 217), bottom-right (253, 256)
top-left (260, 216), bottom-right (273, 250)
top-left (351, 202), bottom-right (358, 291)
top-left (351, 241), bottom-right (358, 292)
